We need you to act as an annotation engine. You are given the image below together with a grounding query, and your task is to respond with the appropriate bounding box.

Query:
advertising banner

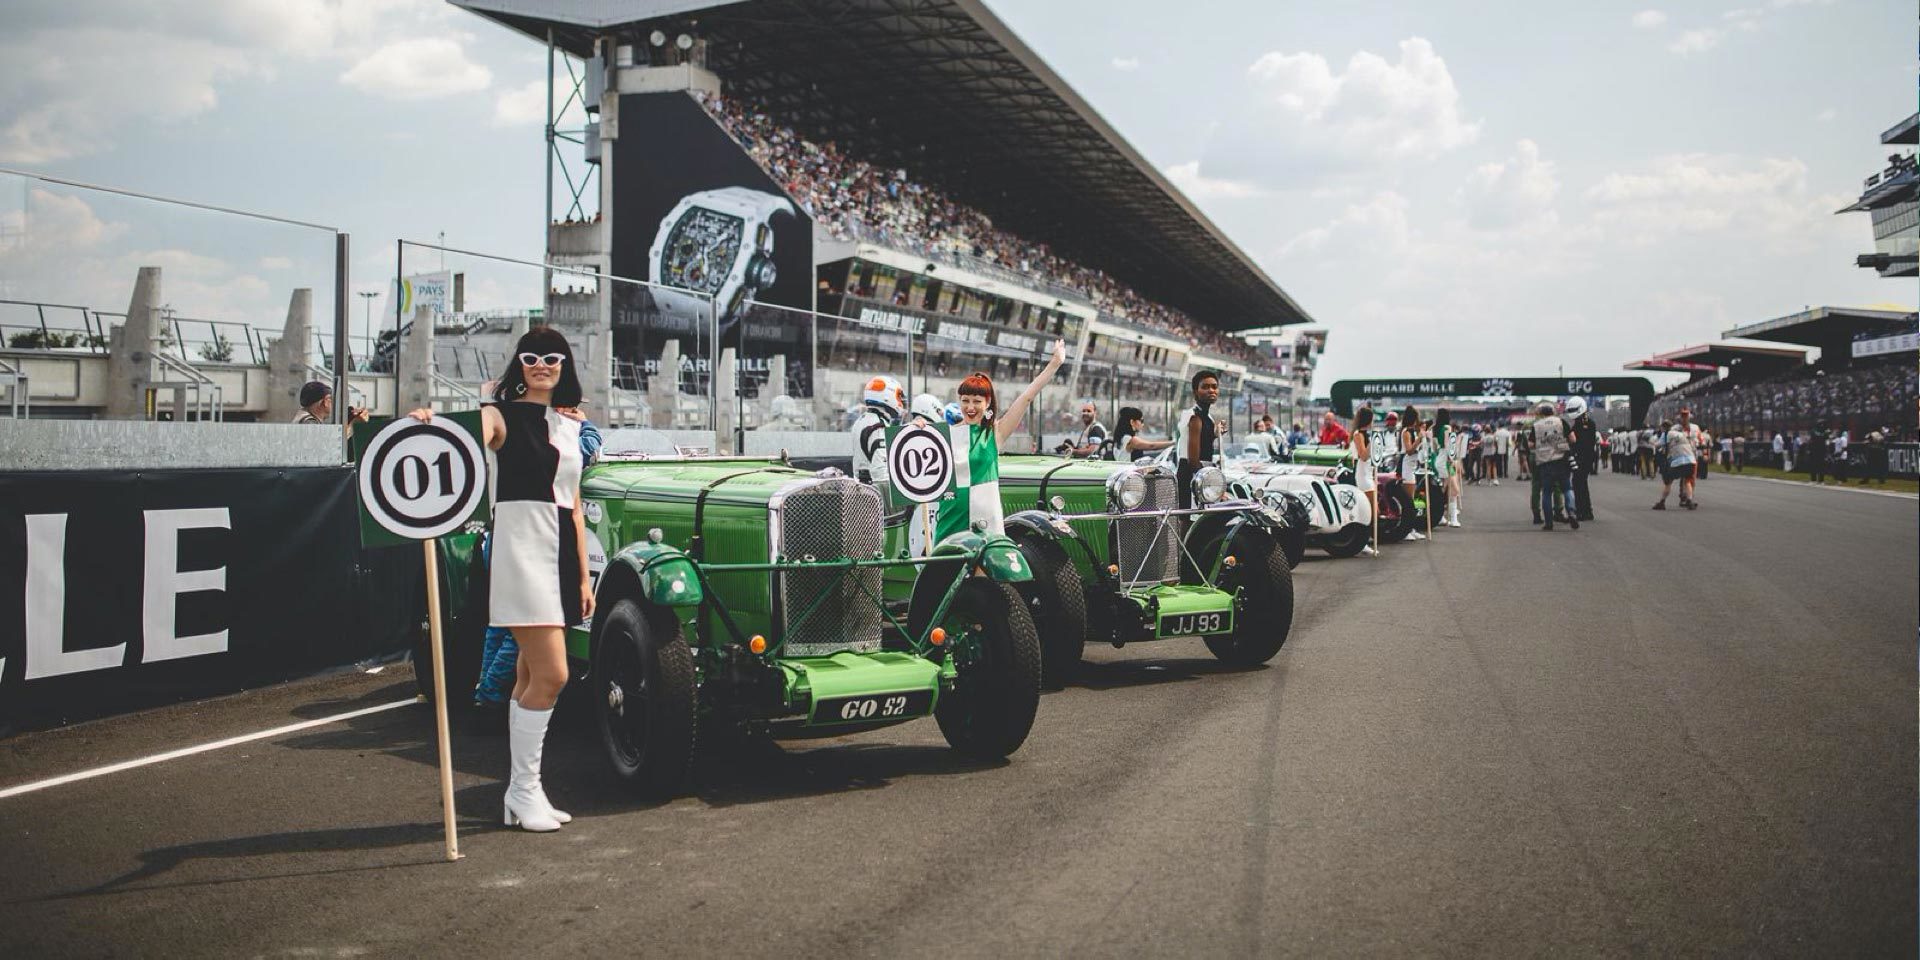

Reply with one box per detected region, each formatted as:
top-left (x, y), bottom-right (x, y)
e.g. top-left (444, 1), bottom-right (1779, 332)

top-left (610, 91), bottom-right (815, 388)
top-left (0, 468), bottom-right (427, 729)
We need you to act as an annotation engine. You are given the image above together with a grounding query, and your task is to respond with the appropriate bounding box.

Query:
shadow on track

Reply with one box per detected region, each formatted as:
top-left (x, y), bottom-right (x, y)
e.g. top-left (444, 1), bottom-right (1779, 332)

top-left (1064, 656), bottom-right (1266, 691)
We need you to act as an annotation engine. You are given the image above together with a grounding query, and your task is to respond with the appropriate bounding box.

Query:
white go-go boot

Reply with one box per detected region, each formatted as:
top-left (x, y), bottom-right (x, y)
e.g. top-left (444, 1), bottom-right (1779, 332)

top-left (504, 701), bottom-right (571, 832)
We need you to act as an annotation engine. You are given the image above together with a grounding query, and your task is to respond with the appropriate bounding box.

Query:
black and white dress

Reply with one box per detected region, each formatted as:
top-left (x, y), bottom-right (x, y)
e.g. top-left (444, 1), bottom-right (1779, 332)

top-left (487, 401), bottom-right (585, 628)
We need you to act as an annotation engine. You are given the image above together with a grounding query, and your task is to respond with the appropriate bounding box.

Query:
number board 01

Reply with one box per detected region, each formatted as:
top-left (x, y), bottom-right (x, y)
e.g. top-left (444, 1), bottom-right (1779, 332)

top-left (352, 411), bottom-right (490, 547)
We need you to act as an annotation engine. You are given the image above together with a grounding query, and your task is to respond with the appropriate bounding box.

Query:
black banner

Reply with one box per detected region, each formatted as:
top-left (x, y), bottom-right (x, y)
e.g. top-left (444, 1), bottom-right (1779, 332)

top-left (0, 468), bottom-right (427, 730)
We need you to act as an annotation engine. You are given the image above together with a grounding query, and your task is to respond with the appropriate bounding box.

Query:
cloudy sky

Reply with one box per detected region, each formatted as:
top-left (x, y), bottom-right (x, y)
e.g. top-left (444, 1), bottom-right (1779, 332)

top-left (0, 0), bottom-right (1910, 390)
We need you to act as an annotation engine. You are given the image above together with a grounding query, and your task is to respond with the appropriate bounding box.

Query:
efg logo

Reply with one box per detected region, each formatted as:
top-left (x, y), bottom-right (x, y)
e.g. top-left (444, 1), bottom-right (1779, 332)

top-left (1481, 378), bottom-right (1514, 396)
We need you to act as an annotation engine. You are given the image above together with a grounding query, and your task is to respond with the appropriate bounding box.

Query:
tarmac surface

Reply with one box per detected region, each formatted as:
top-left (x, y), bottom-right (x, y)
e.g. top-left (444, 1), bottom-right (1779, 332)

top-left (1, 470), bottom-right (1914, 957)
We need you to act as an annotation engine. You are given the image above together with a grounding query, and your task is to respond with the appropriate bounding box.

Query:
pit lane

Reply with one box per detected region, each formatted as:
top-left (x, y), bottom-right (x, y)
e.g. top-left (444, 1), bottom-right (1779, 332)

top-left (1, 471), bottom-right (1913, 957)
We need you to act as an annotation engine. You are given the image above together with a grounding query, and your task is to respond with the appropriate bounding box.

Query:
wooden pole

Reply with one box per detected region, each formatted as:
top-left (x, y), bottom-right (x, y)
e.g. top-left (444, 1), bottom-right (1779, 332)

top-left (421, 539), bottom-right (461, 862)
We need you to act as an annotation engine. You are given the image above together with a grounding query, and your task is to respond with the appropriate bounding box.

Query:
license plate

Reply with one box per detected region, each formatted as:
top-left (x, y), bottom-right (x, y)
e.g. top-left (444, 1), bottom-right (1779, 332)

top-left (1158, 610), bottom-right (1232, 638)
top-left (810, 690), bottom-right (934, 725)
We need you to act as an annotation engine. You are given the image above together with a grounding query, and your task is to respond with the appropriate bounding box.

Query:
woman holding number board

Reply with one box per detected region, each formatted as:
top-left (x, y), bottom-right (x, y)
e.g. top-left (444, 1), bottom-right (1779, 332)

top-left (940, 338), bottom-right (1067, 540)
top-left (410, 326), bottom-right (592, 834)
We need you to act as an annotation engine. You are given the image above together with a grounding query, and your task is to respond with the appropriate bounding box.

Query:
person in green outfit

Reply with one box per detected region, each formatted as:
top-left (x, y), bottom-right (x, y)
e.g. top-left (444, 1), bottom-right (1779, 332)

top-left (936, 339), bottom-right (1067, 540)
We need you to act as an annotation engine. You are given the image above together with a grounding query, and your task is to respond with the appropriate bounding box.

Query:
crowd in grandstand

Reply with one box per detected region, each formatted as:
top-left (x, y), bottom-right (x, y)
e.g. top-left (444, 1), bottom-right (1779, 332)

top-left (693, 90), bottom-right (1268, 369)
top-left (1646, 358), bottom-right (1917, 440)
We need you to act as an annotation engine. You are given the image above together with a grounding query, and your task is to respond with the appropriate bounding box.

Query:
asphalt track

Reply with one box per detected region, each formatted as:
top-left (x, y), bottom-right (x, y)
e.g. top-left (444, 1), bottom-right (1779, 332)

top-left (1, 471), bottom-right (1914, 957)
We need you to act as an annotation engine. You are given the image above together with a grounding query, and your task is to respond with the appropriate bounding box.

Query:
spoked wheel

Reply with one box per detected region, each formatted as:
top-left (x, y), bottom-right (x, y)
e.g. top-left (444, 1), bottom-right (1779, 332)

top-left (916, 578), bottom-right (1041, 760)
top-left (595, 598), bottom-right (697, 797)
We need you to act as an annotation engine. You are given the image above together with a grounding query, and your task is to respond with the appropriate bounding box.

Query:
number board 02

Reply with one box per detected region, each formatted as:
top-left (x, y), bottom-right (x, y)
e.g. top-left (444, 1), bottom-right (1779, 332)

top-left (883, 421), bottom-right (957, 511)
top-left (352, 412), bottom-right (490, 547)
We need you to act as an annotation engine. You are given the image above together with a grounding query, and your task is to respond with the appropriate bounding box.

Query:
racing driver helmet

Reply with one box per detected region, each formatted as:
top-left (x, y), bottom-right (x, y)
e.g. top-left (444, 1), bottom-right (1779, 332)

top-left (1562, 396), bottom-right (1588, 418)
top-left (862, 376), bottom-right (906, 422)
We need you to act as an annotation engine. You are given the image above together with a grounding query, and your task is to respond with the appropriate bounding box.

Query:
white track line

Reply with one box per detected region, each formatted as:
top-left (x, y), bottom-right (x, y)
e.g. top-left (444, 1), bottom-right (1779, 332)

top-left (1721, 474), bottom-right (1918, 500)
top-left (0, 698), bottom-right (418, 800)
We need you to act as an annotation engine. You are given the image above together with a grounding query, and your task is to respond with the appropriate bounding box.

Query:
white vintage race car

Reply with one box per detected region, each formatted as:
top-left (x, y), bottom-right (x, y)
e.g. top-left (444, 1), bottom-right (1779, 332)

top-left (1227, 459), bottom-right (1373, 558)
top-left (1145, 448), bottom-right (1374, 559)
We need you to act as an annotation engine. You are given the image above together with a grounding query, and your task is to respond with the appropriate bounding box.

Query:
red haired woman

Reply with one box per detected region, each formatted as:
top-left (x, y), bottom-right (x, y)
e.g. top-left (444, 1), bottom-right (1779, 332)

top-left (938, 339), bottom-right (1067, 540)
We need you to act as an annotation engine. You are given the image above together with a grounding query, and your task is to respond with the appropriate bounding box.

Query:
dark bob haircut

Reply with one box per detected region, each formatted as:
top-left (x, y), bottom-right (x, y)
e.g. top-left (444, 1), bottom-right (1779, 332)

top-left (494, 325), bottom-right (584, 407)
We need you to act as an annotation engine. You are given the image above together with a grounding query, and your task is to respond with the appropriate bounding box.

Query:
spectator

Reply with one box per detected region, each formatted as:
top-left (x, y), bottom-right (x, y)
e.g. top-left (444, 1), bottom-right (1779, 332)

top-left (1654, 408), bottom-right (1701, 510)
top-left (1530, 403), bottom-right (1577, 530)
top-left (1807, 422), bottom-right (1830, 483)
top-left (1317, 410), bottom-right (1350, 446)
top-left (1066, 403), bottom-right (1109, 458)
top-left (1492, 422), bottom-right (1511, 483)
top-left (1772, 431), bottom-right (1786, 470)
top-left (295, 379), bottom-right (369, 438)
top-left (1111, 405), bottom-right (1174, 460)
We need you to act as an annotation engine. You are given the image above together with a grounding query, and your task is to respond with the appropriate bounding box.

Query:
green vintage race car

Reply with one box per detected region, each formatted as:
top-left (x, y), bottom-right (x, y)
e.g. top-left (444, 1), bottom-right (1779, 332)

top-left (421, 430), bottom-right (1042, 796)
top-left (992, 454), bottom-right (1297, 685)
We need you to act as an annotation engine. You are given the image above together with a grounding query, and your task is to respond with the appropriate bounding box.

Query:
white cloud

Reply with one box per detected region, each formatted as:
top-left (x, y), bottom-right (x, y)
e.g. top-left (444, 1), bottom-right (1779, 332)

top-left (341, 38), bottom-right (492, 101)
top-left (1632, 10), bottom-right (1668, 29)
top-left (493, 79), bottom-right (548, 127)
top-left (0, 0), bottom-right (482, 162)
top-left (1668, 29), bottom-right (1724, 54)
top-left (259, 255), bottom-right (294, 270)
top-left (1111, 56), bottom-right (1141, 71)
top-left (1586, 153), bottom-right (1849, 251)
top-left (1460, 139), bottom-right (1560, 231)
top-left (1815, 107), bottom-right (1837, 122)
top-left (1277, 191), bottom-right (1412, 261)
top-left (1165, 161), bottom-right (1268, 201)
top-left (1197, 38), bottom-right (1480, 187)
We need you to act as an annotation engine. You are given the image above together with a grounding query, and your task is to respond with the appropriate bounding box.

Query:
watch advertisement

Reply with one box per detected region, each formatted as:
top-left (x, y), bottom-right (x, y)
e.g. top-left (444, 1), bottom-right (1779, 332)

top-left (610, 92), bottom-right (815, 400)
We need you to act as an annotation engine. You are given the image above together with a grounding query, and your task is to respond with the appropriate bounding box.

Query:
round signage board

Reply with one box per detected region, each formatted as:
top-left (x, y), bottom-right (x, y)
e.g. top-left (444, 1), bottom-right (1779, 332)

top-left (358, 417), bottom-right (487, 540)
top-left (888, 423), bottom-right (954, 504)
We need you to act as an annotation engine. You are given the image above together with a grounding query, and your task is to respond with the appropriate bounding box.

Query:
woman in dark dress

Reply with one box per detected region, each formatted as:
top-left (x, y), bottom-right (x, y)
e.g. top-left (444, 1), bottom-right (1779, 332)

top-left (410, 327), bottom-right (592, 833)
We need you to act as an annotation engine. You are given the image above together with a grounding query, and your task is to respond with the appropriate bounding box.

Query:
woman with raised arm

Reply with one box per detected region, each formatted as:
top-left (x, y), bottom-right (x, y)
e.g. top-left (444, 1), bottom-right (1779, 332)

top-left (938, 338), bottom-right (1067, 539)
top-left (409, 326), bottom-right (592, 834)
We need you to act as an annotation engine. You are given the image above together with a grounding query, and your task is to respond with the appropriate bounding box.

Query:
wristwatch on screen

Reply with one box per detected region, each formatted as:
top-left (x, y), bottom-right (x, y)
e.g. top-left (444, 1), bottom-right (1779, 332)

top-left (648, 187), bottom-right (796, 329)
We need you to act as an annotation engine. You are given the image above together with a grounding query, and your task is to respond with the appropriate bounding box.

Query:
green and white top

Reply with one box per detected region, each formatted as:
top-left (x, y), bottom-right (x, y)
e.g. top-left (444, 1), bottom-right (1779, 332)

top-left (934, 423), bottom-right (1004, 541)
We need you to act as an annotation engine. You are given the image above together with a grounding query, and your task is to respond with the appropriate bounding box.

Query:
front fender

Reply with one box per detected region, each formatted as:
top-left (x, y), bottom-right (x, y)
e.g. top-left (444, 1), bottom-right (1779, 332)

top-left (1004, 510), bottom-right (1078, 543)
top-left (931, 530), bottom-right (1034, 584)
top-left (603, 540), bottom-right (705, 608)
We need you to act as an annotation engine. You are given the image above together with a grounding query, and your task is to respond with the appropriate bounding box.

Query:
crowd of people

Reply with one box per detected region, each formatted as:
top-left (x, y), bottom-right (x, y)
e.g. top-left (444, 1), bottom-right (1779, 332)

top-left (1645, 358), bottom-right (1916, 442)
top-left (693, 90), bottom-right (1270, 369)
top-left (1604, 417), bottom-right (1902, 486)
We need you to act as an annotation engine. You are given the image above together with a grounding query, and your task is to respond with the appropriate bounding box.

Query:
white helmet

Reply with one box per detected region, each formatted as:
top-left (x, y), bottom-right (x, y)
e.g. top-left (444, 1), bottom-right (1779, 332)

top-left (861, 376), bottom-right (905, 421)
top-left (910, 392), bottom-right (945, 423)
top-left (1563, 396), bottom-right (1587, 418)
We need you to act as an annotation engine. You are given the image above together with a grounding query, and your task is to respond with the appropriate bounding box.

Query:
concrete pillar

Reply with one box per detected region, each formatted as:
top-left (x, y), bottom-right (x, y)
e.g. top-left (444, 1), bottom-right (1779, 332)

top-left (649, 339), bottom-right (679, 429)
top-left (105, 266), bottom-right (161, 419)
top-left (716, 345), bottom-right (738, 453)
top-left (266, 288), bottom-right (313, 423)
top-left (399, 305), bottom-right (436, 412)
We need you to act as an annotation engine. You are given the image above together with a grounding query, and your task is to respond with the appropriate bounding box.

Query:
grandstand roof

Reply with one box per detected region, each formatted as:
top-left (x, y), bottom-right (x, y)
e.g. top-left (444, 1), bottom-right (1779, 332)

top-left (450, 0), bottom-right (1314, 331)
top-left (1722, 306), bottom-right (1917, 345)
top-left (1622, 358), bottom-right (1716, 374)
top-left (1649, 341), bottom-right (1808, 368)
top-left (1884, 112), bottom-right (1919, 146)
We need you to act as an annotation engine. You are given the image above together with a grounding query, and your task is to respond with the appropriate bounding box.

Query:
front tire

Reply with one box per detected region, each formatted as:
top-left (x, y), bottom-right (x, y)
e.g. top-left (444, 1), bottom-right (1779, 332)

top-left (594, 598), bottom-right (698, 797)
top-left (1279, 526), bottom-right (1308, 568)
top-left (1376, 486), bottom-right (1416, 544)
top-left (920, 579), bottom-right (1041, 760)
top-left (1200, 532), bottom-right (1294, 667)
top-left (1011, 538), bottom-right (1087, 688)
top-left (1321, 523), bottom-right (1371, 558)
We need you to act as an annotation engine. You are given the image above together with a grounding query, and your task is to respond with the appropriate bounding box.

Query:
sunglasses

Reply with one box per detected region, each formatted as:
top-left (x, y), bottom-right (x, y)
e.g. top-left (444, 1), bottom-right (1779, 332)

top-left (519, 352), bottom-right (567, 368)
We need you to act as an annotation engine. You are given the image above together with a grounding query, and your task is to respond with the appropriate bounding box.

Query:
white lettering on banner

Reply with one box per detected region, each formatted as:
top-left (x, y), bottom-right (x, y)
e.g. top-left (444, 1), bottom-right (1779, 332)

top-left (997, 331), bottom-right (1039, 353)
top-left (1566, 380), bottom-right (1594, 393)
top-left (1360, 382), bottom-right (1462, 396)
top-left (142, 508), bottom-right (231, 663)
top-left (854, 306), bottom-right (928, 335)
top-left (24, 514), bottom-right (127, 679)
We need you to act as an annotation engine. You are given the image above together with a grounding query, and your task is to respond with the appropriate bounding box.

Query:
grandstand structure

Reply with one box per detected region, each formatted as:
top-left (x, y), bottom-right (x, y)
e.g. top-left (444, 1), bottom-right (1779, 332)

top-left (1638, 306), bottom-right (1918, 441)
top-left (450, 0), bottom-right (1314, 448)
top-left (1837, 112), bottom-right (1917, 279)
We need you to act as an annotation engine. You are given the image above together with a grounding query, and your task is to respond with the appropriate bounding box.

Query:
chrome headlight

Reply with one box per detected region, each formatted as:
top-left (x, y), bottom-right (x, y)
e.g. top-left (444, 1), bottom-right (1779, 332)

top-left (1193, 466), bottom-right (1227, 504)
top-left (1106, 471), bottom-right (1147, 510)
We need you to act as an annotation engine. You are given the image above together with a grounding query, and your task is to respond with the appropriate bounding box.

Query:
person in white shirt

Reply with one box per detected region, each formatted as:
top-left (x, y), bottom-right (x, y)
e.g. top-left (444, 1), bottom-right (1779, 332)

top-left (1490, 424), bottom-right (1510, 484)
top-left (1654, 407), bottom-right (1703, 510)
top-left (1772, 432), bottom-right (1787, 470)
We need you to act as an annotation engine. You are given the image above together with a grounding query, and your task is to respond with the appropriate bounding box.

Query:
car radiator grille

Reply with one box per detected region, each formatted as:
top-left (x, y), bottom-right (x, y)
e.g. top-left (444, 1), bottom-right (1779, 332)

top-left (774, 478), bottom-right (883, 656)
top-left (1113, 472), bottom-right (1180, 585)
